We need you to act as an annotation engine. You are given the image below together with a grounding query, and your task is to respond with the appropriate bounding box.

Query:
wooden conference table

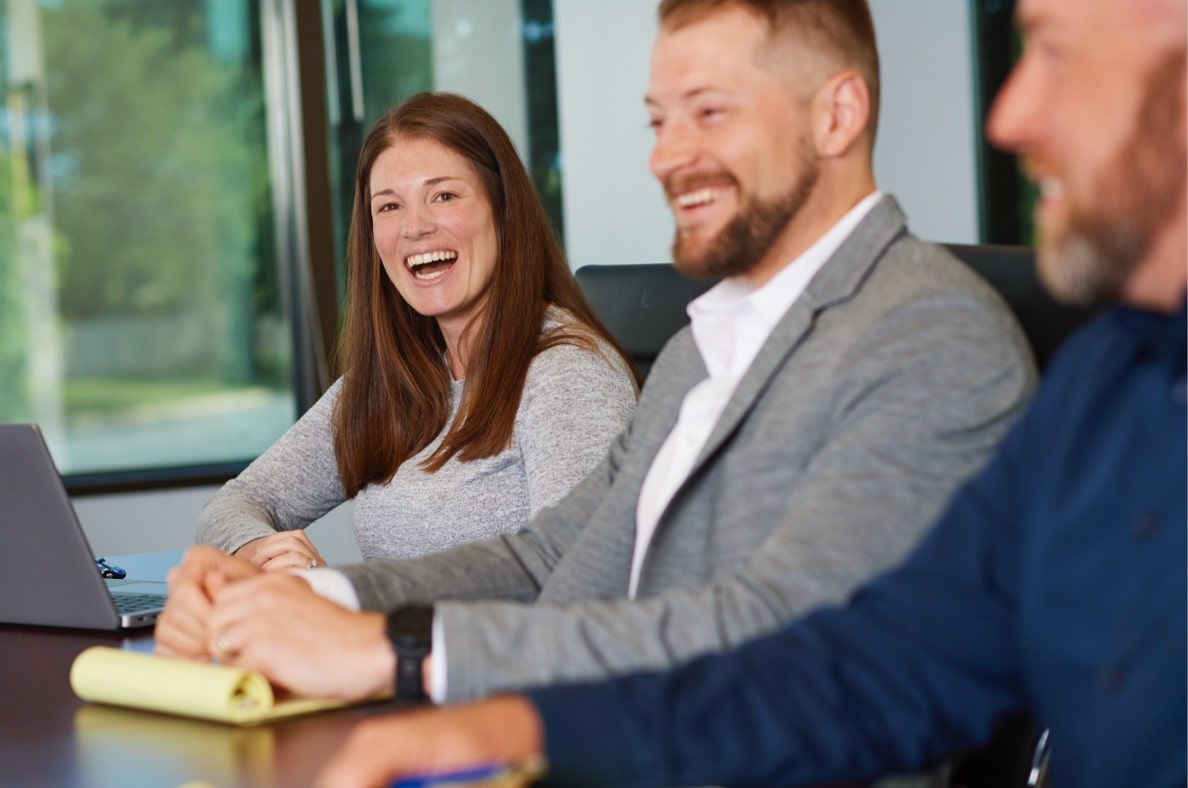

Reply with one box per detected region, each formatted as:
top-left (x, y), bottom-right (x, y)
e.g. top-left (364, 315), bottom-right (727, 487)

top-left (0, 551), bottom-right (405, 788)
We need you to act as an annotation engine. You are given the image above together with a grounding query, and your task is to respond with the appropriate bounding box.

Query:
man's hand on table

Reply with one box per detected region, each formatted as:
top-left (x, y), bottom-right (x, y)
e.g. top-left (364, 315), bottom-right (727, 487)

top-left (155, 545), bottom-right (396, 702)
top-left (316, 695), bottom-right (545, 788)
top-left (205, 571), bottom-right (394, 701)
top-left (155, 545), bottom-right (261, 661)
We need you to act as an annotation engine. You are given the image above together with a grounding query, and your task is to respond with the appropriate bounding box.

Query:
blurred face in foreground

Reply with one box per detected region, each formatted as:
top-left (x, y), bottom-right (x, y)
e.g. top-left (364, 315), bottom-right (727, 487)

top-left (987, 0), bottom-right (1187, 309)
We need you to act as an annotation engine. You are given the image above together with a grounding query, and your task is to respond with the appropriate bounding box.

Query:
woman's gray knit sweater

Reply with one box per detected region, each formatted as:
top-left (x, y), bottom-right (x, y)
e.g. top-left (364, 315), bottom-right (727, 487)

top-left (196, 325), bottom-right (636, 560)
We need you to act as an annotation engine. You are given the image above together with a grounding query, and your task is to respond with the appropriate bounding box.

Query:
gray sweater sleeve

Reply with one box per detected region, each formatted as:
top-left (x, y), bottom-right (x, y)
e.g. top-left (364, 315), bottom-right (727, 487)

top-left (196, 380), bottom-right (348, 554)
top-left (198, 331), bottom-right (637, 560)
top-left (515, 342), bottom-right (636, 516)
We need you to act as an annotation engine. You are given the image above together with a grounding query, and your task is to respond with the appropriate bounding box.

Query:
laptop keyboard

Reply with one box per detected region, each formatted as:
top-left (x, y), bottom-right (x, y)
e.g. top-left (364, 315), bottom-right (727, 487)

top-left (112, 592), bottom-right (167, 614)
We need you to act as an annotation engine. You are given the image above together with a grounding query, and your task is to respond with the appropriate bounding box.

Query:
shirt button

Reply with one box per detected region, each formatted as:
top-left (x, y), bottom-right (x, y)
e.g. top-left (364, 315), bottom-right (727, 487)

top-left (1135, 513), bottom-right (1160, 539)
top-left (1100, 665), bottom-right (1125, 690)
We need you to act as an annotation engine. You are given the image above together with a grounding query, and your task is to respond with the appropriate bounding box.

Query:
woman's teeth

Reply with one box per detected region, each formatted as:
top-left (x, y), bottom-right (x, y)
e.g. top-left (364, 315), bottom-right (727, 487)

top-left (405, 250), bottom-right (458, 280)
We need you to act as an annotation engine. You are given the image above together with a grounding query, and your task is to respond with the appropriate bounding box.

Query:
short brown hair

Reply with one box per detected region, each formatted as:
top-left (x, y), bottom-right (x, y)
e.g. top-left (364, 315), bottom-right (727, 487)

top-left (334, 92), bottom-right (637, 494)
top-left (659, 0), bottom-right (880, 137)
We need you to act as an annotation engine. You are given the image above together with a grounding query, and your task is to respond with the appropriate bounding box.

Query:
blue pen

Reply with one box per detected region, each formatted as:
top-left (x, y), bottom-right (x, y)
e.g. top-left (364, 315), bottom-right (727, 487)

top-left (95, 557), bottom-right (127, 579)
top-left (389, 763), bottom-right (509, 788)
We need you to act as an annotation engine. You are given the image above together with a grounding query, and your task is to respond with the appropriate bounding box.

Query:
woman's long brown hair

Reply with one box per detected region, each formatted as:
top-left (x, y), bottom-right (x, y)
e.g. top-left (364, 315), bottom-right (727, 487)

top-left (333, 92), bottom-right (638, 496)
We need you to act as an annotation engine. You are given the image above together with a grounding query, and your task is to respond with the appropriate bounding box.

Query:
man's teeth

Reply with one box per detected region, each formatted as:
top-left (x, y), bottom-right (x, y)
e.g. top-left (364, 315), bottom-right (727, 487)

top-left (406, 250), bottom-right (458, 269)
top-left (676, 188), bottom-right (716, 208)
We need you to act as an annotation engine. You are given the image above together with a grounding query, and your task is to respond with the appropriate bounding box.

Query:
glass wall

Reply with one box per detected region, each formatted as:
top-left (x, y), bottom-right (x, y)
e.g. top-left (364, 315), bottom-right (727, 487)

top-left (0, 0), bottom-right (295, 477)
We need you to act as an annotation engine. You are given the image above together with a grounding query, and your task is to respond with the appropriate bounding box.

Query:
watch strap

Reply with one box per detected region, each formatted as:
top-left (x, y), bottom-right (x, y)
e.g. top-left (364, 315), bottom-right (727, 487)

top-left (385, 605), bottom-right (434, 701)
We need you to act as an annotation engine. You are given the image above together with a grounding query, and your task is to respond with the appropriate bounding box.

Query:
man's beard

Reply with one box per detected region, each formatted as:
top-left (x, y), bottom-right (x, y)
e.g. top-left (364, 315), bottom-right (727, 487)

top-left (670, 151), bottom-right (821, 280)
top-left (1036, 49), bottom-right (1186, 307)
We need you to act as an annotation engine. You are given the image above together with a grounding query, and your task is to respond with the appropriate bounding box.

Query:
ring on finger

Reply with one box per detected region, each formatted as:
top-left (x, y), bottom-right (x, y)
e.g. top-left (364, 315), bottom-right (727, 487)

top-left (307, 558), bottom-right (318, 570)
top-left (214, 634), bottom-right (235, 657)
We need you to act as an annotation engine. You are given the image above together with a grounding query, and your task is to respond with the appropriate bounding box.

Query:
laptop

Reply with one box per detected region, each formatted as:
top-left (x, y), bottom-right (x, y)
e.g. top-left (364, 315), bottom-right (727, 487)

top-left (0, 423), bottom-right (168, 629)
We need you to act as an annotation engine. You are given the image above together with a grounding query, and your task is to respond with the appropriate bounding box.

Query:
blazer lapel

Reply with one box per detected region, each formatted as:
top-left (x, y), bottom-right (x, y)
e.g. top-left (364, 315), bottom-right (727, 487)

top-left (687, 195), bottom-right (909, 475)
top-left (623, 332), bottom-right (708, 481)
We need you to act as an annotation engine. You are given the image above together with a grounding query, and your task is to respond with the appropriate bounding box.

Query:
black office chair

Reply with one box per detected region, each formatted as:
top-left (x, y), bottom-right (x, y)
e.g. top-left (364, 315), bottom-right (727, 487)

top-left (574, 263), bottom-right (715, 378)
top-left (576, 245), bottom-right (1095, 379)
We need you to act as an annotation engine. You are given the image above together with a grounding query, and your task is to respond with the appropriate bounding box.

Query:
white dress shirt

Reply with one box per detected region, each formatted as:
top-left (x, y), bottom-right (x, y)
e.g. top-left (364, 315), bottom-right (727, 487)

top-left (303, 190), bottom-right (883, 699)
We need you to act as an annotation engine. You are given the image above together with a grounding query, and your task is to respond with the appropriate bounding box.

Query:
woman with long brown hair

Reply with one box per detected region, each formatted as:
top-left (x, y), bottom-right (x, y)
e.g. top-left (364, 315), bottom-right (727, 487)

top-left (197, 93), bottom-right (638, 567)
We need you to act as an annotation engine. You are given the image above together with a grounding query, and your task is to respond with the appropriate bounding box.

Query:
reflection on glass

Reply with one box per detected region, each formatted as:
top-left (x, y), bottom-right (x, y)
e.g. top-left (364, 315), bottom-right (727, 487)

top-left (0, 0), bottom-right (295, 475)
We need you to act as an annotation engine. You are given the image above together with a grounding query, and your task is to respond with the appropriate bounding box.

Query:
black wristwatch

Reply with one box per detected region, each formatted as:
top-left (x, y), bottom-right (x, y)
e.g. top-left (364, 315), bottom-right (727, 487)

top-left (385, 605), bottom-right (434, 701)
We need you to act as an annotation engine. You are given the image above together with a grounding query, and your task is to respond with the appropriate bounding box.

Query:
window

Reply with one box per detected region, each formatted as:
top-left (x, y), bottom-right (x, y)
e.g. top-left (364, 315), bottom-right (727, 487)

top-left (0, 0), bottom-right (296, 481)
top-left (0, 0), bottom-right (561, 489)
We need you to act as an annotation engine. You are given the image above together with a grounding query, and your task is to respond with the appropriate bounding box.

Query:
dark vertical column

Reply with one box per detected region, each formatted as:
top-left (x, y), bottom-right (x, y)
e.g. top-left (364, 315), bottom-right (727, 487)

top-left (292, 0), bottom-right (340, 391)
top-left (521, 0), bottom-right (565, 246)
top-left (973, 0), bottom-right (1031, 245)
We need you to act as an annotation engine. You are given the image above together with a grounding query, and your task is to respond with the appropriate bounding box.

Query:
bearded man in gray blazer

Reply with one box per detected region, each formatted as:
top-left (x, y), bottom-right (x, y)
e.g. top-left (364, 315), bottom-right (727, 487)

top-left (158, 0), bottom-right (1034, 712)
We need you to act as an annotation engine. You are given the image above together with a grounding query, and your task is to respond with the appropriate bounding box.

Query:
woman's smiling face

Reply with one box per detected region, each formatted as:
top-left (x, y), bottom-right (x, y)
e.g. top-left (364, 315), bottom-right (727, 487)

top-left (369, 135), bottom-right (499, 339)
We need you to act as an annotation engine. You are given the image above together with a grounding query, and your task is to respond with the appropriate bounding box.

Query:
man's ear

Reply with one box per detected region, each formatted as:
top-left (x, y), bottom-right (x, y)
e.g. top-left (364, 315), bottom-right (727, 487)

top-left (812, 69), bottom-right (871, 158)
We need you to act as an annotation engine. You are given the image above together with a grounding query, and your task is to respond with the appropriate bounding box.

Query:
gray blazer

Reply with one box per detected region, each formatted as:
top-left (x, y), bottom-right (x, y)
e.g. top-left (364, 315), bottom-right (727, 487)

top-left (340, 197), bottom-right (1036, 702)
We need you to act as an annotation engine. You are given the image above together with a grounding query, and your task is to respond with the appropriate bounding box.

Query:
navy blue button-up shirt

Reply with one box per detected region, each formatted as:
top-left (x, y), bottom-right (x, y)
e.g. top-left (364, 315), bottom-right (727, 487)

top-left (530, 303), bottom-right (1187, 788)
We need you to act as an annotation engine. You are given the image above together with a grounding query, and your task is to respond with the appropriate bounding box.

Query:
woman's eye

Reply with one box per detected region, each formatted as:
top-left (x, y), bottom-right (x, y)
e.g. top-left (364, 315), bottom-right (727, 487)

top-left (375, 202), bottom-right (399, 214)
top-left (434, 192), bottom-right (458, 203)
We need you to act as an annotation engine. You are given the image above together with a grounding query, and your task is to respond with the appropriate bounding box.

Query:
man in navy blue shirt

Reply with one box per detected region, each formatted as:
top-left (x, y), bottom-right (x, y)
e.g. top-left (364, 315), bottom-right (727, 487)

top-left (316, 0), bottom-right (1187, 785)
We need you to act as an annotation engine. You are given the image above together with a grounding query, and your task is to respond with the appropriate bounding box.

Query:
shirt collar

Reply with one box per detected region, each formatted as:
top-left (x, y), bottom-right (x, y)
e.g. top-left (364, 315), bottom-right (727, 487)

top-left (688, 191), bottom-right (883, 377)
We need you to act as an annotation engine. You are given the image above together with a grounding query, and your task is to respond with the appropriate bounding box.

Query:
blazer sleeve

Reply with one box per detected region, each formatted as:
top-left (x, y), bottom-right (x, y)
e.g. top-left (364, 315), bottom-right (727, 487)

top-left (526, 441), bottom-right (1032, 787)
top-left (432, 289), bottom-right (1036, 702)
top-left (196, 379), bottom-right (349, 554)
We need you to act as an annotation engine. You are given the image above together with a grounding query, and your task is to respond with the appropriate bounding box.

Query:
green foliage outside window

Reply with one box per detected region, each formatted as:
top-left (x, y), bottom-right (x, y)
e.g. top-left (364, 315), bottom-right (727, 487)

top-left (37, 2), bottom-right (283, 406)
top-left (43, 5), bottom-right (264, 322)
top-left (0, 150), bottom-right (29, 422)
top-left (2, 0), bottom-right (296, 473)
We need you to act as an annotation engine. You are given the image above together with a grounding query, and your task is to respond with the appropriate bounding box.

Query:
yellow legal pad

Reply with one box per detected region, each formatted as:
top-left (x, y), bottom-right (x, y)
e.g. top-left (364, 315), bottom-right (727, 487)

top-left (70, 646), bottom-right (374, 725)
